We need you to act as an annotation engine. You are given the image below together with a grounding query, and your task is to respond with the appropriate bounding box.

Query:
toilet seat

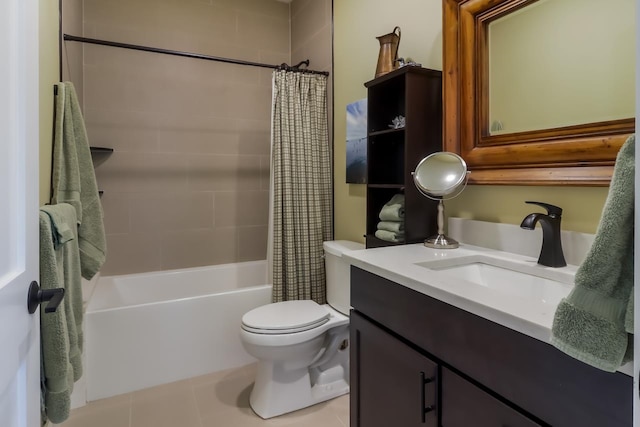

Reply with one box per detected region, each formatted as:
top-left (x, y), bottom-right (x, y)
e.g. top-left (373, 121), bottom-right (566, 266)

top-left (241, 300), bottom-right (330, 335)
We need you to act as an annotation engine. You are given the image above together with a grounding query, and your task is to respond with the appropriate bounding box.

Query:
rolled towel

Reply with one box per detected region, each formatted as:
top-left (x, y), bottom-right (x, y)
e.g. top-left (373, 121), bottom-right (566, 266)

top-left (379, 194), bottom-right (405, 221)
top-left (375, 229), bottom-right (405, 243)
top-left (377, 221), bottom-right (404, 234)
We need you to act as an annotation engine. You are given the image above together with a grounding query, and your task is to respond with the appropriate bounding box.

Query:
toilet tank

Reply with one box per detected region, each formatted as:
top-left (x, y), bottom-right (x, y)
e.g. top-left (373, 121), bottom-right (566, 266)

top-left (323, 240), bottom-right (365, 315)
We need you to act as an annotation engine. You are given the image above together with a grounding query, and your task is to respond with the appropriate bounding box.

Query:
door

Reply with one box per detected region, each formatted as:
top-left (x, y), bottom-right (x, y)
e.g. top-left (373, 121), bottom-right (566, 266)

top-left (0, 0), bottom-right (41, 426)
top-left (350, 312), bottom-right (439, 427)
top-left (441, 368), bottom-right (541, 427)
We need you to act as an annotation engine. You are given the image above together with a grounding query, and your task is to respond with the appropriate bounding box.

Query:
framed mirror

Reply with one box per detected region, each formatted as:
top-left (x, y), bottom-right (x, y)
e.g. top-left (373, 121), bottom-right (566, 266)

top-left (443, 0), bottom-right (635, 185)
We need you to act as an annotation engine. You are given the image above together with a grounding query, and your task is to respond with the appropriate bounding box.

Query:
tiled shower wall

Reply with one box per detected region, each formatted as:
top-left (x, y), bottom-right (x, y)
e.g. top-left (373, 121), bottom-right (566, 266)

top-left (291, 0), bottom-right (333, 133)
top-left (80, 0), bottom-right (290, 275)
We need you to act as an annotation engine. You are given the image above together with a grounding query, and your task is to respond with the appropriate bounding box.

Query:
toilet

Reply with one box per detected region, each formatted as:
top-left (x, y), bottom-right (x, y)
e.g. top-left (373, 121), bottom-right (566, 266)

top-left (240, 240), bottom-right (364, 419)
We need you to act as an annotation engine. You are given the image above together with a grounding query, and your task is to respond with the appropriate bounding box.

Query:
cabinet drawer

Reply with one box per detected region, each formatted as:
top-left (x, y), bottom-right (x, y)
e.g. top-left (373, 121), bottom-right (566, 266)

top-left (442, 368), bottom-right (541, 427)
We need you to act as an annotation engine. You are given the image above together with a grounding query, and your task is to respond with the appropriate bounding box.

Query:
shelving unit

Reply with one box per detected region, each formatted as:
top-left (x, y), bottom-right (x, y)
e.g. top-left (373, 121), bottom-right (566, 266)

top-left (364, 66), bottom-right (443, 248)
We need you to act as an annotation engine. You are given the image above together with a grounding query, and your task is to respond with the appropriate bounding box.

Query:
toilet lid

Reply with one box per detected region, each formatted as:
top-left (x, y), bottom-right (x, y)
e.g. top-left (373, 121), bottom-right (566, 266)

top-left (241, 300), bottom-right (330, 334)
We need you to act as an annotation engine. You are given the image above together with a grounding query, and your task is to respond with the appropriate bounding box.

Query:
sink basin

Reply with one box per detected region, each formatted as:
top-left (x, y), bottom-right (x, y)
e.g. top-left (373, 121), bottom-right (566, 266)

top-left (416, 255), bottom-right (574, 306)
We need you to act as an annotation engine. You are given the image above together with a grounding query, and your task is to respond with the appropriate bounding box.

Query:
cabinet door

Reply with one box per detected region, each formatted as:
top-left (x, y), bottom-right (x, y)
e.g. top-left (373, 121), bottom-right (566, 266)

top-left (441, 368), bottom-right (541, 427)
top-left (350, 312), bottom-right (438, 427)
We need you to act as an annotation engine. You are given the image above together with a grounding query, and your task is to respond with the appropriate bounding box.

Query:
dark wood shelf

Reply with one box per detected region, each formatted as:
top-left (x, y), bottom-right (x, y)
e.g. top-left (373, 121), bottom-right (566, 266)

top-left (90, 146), bottom-right (114, 153)
top-left (367, 184), bottom-right (404, 189)
top-left (369, 128), bottom-right (405, 137)
top-left (365, 67), bottom-right (443, 248)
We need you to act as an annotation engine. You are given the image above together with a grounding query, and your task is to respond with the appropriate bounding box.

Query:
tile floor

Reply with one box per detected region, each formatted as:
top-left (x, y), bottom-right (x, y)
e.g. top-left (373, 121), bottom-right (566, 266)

top-left (58, 363), bottom-right (349, 427)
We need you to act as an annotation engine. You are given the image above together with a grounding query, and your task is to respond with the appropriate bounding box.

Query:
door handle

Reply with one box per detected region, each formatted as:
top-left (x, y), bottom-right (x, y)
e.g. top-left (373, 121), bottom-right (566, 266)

top-left (27, 281), bottom-right (65, 314)
top-left (420, 371), bottom-right (435, 423)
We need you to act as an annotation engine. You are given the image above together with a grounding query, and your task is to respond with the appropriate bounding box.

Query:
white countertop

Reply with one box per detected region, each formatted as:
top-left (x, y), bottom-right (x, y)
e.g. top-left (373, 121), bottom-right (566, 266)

top-left (344, 242), bottom-right (633, 376)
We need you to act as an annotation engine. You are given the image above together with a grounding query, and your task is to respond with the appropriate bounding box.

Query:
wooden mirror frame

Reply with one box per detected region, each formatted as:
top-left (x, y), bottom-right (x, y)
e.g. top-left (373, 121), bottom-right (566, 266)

top-left (443, 0), bottom-right (635, 186)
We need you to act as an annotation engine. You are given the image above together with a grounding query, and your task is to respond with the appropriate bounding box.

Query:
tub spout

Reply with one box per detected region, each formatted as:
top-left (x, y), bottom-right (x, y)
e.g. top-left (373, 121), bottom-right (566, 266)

top-left (520, 201), bottom-right (566, 268)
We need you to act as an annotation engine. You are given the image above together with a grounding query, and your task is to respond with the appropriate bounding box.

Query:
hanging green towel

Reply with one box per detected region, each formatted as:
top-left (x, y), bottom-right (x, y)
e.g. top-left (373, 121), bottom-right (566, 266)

top-left (40, 204), bottom-right (84, 424)
top-left (550, 135), bottom-right (634, 372)
top-left (52, 82), bottom-right (107, 280)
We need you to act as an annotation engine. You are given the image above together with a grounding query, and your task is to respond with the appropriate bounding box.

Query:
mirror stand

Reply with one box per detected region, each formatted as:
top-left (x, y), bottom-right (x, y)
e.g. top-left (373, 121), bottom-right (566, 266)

top-left (412, 151), bottom-right (468, 250)
top-left (425, 199), bottom-right (459, 249)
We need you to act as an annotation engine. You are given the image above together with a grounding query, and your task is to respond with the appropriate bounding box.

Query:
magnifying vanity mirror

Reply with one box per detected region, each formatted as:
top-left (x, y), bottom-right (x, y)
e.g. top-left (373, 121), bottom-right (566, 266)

top-left (412, 152), bottom-right (468, 249)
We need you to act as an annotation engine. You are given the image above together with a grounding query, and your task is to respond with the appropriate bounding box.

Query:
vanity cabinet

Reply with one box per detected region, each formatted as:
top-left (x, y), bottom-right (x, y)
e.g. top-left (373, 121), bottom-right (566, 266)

top-left (349, 266), bottom-right (633, 427)
top-left (364, 67), bottom-right (442, 248)
top-left (441, 368), bottom-right (541, 427)
top-left (351, 312), bottom-right (438, 427)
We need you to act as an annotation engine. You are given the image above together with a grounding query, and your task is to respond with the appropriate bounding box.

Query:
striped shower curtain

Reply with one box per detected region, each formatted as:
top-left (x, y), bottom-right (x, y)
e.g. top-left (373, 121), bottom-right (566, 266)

top-left (270, 70), bottom-right (333, 304)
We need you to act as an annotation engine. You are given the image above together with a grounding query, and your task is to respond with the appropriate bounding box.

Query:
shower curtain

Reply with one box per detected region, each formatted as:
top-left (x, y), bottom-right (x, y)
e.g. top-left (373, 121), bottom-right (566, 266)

top-left (269, 70), bottom-right (333, 304)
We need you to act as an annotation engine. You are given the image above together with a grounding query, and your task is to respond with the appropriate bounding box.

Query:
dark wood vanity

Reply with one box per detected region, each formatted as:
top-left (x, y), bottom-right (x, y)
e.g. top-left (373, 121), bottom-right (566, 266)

top-left (349, 266), bottom-right (632, 427)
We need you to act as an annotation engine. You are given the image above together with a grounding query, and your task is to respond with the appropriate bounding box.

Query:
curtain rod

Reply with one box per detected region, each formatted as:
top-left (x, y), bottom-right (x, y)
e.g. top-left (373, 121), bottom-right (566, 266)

top-left (63, 34), bottom-right (329, 76)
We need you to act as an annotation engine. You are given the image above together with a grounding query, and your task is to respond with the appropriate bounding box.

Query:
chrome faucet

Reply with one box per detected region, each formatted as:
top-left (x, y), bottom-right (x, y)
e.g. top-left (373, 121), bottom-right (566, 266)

top-left (520, 201), bottom-right (567, 268)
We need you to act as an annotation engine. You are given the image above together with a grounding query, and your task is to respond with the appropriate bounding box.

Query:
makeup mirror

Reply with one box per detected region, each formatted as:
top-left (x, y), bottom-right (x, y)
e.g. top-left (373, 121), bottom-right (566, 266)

top-left (413, 152), bottom-right (468, 249)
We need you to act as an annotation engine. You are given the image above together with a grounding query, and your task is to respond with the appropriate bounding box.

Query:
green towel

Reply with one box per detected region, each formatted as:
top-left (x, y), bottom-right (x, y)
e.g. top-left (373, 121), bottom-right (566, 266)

top-left (52, 82), bottom-right (107, 280)
top-left (375, 229), bottom-right (405, 243)
top-left (40, 204), bottom-right (84, 424)
top-left (550, 135), bottom-right (634, 372)
top-left (379, 194), bottom-right (405, 221)
top-left (377, 221), bottom-right (404, 233)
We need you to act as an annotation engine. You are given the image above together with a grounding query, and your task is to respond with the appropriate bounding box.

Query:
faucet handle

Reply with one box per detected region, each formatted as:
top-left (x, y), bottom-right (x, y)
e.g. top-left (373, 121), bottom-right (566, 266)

top-left (525, 201), bottom-right (563, 217)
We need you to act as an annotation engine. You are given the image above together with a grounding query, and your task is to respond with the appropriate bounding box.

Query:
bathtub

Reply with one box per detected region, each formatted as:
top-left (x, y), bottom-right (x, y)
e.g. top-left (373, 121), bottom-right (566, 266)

top-left (84, 261), bottom-right (271, 401)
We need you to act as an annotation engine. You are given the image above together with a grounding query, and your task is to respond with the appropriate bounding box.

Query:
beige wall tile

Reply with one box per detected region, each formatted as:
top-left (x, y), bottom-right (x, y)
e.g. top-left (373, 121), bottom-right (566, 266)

top-left (236, 119), bottom-right (271, 156)
top-left (129, 191), bottom-right (214, 232)
top-left (237, 13), bottom-right (290, 53)
top-left (260, 155), bottom-right (271, 191)
top-left (84, 108), bottom-right (159, 153)
top-left (100, 192), bottom-right (130, 234)
top-left (238, 225), bottom-right (268, 262)
top-left (62, 0), bottom-right (83, 102)
top-left (214, 190), bottom-right (269, 227)
top-left (214, 0), bottom-right (290, 19)
top-left (160, 228), bottom-right (238, 269)
top-left (83, 0), bottom-right (289, 275)
top-left (101, 233), bottom-right (162, 275)
top-left (291, 0), bottom-right (312, 19)
top-left (292, 26), bottom-right (332, 72)
top-left (188, 155), bottom-right (261, 191)
top-left (83, 64), bottom-right (130, 112)
top-left (158, 128), bottom-right (241, 155)
top-left (291, 0), bottom-right (328, 54)
top-left (96, 152), bottom-right (189, 193)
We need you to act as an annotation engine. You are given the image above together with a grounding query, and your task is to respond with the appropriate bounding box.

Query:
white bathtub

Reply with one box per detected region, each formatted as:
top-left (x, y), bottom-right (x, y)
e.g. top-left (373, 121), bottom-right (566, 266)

top-left (84, 261), bottom-right (271, 401)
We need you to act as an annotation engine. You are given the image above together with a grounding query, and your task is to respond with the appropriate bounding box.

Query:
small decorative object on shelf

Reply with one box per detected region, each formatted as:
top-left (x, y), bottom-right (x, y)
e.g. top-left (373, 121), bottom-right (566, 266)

top-left (388, 115), bottom-right (405, 129)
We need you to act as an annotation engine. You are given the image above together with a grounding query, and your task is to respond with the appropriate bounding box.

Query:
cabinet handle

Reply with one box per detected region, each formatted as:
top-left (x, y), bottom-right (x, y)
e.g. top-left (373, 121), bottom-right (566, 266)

top-left (420, 371), bottom-right (435, 423)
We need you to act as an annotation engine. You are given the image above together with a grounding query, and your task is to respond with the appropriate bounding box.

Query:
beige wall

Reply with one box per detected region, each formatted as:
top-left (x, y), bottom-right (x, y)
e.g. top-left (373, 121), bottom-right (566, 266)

top-left (333, 0), bottom-right (443, 243)
top-left (39, 0), bottom-right (60, 206)
top-left (78, 0), bottom-right (290, 275)
top-left (62, 0), bottom-right (84, 105)
top-left (333, 0), bottom-right (610, 242)
top-left (291, 0), bottom-right (333, 156)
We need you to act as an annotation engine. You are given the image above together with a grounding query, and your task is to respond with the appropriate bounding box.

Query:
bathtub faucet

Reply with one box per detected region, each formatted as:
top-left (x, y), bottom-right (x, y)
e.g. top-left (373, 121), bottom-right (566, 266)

top-left (520, 201), bottom-right (566, 268)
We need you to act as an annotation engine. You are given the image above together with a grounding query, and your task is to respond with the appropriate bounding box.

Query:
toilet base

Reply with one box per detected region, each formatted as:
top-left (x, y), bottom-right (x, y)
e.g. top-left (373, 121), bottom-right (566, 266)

top-left (248, 330), bottom-right (350, 419)
top-left (249, 361), bottom-right (349, 419)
